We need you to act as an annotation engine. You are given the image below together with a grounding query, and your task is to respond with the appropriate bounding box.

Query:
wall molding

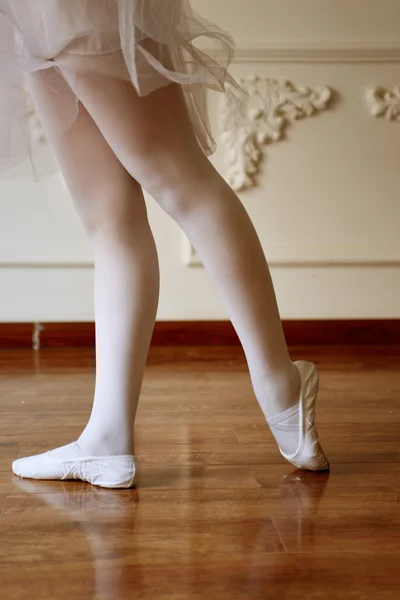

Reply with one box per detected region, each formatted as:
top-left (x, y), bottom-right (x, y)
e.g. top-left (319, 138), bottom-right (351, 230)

top-left (0, 261), bottom-right (94, 268)
top-left (2, 320), bottom-right (400, 348)
top-left (366, 86), bottom-right (400, 121)
top-left (230, 41), bottom-right (400, 63)
top-left (182, 238), bottom-right (400, 268)
top-left (222, 76), bottom-right (333, 191)
top-left (5, 241), bottom-right (400, 269)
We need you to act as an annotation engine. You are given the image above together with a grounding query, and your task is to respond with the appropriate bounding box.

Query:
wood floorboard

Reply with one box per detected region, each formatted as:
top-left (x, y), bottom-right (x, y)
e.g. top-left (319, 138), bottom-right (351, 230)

top-left (0, 345), bottom-right (399, 598)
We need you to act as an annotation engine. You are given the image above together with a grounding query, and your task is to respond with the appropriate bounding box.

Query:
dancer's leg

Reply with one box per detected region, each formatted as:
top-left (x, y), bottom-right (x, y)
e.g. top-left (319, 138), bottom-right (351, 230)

top-left (13, 68), bottom-right (160, 485)
top-left (59, 55), bottom-right (298, 419)
top-left (58, 52), bottom-right (328, 470)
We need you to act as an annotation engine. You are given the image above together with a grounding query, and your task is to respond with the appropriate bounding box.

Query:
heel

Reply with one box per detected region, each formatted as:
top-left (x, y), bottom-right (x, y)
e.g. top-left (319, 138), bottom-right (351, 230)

top-left (86, 456), bottom-right (137, 489)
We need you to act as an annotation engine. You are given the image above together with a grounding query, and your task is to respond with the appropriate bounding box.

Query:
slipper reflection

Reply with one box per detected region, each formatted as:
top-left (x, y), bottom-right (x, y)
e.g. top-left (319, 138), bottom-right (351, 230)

top-left (272, 470), bottom-right (330, 551)
top-left (13, 478), bottom-right (141, 600)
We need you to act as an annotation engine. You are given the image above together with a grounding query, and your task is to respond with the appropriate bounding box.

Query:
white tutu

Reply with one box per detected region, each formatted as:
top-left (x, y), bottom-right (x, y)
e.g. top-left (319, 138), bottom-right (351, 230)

top-left (0, 0), bottom-right (244, 177)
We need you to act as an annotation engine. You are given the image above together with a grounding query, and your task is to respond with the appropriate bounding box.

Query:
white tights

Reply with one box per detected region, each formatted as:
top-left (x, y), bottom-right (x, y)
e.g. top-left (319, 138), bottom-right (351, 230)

top-left (25, 53), bottom-right (300, 458)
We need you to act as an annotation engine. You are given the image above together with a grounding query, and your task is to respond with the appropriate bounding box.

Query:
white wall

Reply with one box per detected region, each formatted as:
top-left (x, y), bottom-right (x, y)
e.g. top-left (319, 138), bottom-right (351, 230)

top-left (1, 0), bottom-right (400, 322)
top-left (193, 0), bottom-right (400, 42)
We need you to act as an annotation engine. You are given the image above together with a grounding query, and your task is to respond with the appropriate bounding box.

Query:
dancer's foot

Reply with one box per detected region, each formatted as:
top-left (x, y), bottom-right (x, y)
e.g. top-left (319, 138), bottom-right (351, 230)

top-left (267, 361), bottom-right (330, 471)
top-left (12, 441), bottom-right (136, 488)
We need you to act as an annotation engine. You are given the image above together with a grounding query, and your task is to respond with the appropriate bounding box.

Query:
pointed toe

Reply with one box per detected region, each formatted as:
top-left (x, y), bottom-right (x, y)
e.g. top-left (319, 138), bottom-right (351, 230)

top-left (268, 360), bottom-right (330, 473)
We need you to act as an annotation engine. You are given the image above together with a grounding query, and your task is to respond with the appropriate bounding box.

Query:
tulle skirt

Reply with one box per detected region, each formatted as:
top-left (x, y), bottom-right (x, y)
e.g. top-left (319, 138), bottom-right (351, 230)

top-left (0, 0), bottom-right (244, 177)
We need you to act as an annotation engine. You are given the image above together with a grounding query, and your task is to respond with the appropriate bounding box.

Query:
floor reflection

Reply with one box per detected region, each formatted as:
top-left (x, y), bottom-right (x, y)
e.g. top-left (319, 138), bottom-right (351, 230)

top-left (13, 477), bottom-right (141, 600)
top-left (243, 470), bottom-right (330, 595)
top-left (13, 469), bottom-right (330, 598)
top-left (271, 470), bottom-right (330, 551)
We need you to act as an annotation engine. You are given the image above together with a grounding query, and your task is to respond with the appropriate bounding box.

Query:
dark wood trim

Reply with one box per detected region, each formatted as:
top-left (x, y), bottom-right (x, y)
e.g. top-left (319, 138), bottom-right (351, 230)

top-left (282, 320), bottom-right (400, 346)
top-left (1, 320), bottom-right (400, 348)
top-left (0, 324), bottom-right (34, 349)
top-left (40, 323), bottom-right (96, 348)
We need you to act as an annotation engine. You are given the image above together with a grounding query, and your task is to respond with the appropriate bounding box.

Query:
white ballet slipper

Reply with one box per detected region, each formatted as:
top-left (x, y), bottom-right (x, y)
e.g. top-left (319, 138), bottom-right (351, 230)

top-left (12, 442), bottom-right (136, 489)
top-left (267, 360), bottom-right (330, 472)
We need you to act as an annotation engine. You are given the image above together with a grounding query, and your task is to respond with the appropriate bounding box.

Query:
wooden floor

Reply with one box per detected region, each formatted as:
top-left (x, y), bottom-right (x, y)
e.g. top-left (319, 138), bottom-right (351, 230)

top-left (0, 345), bottom-right (399, 599)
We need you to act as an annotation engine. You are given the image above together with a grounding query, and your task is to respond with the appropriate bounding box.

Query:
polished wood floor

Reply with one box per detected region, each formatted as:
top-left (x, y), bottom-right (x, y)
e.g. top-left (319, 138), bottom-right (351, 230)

top-left (0, 345), bottom-right (399, 599)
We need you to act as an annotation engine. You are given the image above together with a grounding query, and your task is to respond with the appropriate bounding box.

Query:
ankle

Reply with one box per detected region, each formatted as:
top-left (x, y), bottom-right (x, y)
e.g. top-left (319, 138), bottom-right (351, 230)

top-left (78, 428), bottom-right (134, 457)
top-left (254, 361), bottom-right (301, 419)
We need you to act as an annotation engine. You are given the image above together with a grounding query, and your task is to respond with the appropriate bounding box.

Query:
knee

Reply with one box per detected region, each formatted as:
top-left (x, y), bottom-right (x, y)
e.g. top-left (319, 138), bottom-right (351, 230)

top-left (72, 177), bottom-right (150, 242)
top-left (137, 150), bottom-right (218, 222)
top-left (150, 184), bottom-right (196, 221)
